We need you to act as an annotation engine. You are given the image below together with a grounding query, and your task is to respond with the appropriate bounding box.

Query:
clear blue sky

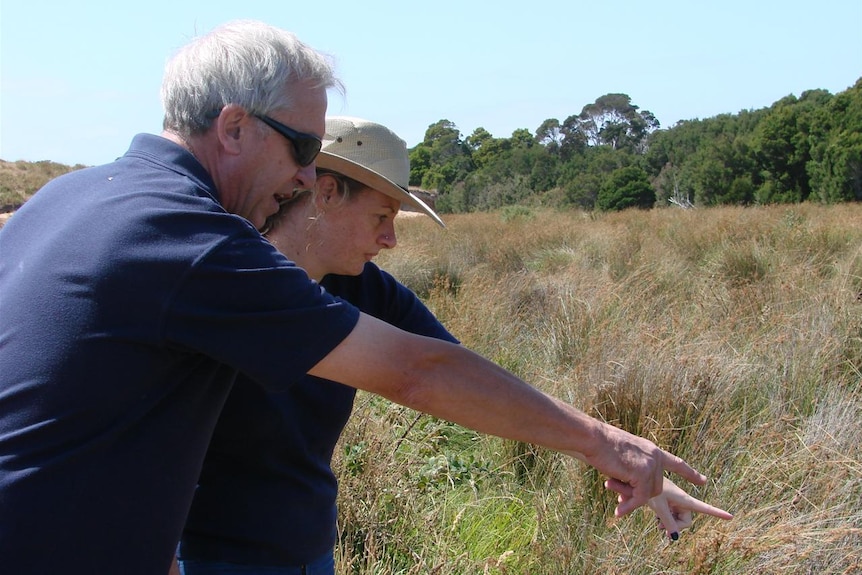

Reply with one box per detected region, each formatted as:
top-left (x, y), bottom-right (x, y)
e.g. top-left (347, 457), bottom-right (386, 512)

top-left (2, 0), bottom-right (860, 166)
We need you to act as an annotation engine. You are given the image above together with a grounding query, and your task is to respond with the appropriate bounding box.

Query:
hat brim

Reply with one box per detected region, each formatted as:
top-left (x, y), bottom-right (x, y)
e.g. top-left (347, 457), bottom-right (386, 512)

top-left (316, 150), bottom-right (445, 228)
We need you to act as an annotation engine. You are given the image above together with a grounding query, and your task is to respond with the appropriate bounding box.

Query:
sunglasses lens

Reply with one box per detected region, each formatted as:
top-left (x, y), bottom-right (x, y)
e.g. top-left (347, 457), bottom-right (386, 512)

top-left (256, 115), bottom-right (322, 167)
top-left (295, 137), bottom-right (321, 167)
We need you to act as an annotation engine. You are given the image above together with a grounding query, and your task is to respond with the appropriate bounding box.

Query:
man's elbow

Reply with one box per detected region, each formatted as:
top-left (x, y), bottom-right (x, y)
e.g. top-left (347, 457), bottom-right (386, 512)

top-left (374, 341), bottom-right (452, 412)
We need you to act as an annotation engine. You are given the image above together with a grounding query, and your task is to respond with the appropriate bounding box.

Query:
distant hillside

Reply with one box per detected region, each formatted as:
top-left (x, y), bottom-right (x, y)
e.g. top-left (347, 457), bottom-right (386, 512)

top-left (0, 159), bottom-right (86, 213)
top-left (0, 159), bottom-right (440, 215)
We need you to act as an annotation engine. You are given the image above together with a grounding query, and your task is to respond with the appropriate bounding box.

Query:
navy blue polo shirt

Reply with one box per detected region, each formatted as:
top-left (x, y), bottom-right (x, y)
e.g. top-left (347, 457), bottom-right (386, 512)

top-left (0, 134), bottom-right (359, 574)
top-left (179, 263), bottom-right (458, 567)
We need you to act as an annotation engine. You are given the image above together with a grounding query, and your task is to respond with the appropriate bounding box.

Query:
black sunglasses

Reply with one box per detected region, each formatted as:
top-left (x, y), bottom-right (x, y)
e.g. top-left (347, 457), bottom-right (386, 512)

top-left (254, 114), bottom-right (322, 167)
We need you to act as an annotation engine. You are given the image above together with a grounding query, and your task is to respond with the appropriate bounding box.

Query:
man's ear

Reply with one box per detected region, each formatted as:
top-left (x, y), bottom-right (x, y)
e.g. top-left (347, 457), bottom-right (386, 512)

top-left (214, 104), bottom-right (250, 155)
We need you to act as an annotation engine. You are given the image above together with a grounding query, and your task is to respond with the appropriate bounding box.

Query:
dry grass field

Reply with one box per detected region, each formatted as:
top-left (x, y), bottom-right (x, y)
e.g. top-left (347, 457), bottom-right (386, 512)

top-left (337, 204), bottom-right (862, 574)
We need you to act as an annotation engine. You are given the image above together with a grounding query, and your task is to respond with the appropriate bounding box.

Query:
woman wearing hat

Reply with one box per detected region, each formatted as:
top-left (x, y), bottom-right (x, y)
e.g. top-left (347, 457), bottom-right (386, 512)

top-left (176, 118), bottom-right (731, 575)
top-left (177, 117), bottom-right (456, 575)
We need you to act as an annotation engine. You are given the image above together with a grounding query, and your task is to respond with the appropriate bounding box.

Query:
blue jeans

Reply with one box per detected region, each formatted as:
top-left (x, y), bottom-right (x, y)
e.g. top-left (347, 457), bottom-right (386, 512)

top-left (178, 550), bottom-right (334, 575)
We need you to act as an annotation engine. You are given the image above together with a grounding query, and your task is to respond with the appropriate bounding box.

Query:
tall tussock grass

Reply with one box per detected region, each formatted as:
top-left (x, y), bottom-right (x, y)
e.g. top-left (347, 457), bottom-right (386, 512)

top-left (336, 204), bottom-right (862, 574)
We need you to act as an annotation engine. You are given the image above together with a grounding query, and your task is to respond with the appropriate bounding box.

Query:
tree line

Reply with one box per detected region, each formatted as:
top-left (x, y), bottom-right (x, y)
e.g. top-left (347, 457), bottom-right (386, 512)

top-left (409, 77), bottom-right (862, 213)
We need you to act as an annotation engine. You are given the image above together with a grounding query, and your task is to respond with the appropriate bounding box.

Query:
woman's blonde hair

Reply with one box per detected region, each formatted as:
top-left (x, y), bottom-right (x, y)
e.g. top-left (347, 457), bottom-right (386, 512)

top-left (260, 170), bottom-right (367, 236)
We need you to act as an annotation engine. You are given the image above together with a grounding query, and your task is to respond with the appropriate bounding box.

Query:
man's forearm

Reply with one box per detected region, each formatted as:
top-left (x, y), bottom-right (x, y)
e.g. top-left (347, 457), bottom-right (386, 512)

top-left (310, 312), bottom-right (705, 514)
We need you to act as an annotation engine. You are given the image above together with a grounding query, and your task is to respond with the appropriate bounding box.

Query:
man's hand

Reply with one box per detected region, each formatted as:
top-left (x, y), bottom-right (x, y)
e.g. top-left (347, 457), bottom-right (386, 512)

top-left (583, 423), bottom-right (708, 517)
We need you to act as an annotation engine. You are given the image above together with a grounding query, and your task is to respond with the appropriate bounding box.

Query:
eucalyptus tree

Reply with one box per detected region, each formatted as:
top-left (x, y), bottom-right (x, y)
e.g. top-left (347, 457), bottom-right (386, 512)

top-left (535, 118), bottom-right (563, 153)
top-left (561, 93), bottom-right (660, 155)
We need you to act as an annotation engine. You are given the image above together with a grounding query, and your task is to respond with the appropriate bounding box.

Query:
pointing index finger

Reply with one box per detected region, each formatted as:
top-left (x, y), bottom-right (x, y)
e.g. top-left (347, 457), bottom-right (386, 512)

top-left (683, 495), bottom-right (734, 520)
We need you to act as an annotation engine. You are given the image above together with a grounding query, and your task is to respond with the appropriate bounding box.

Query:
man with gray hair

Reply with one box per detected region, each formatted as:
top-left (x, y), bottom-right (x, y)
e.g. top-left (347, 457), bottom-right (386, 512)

top-left (0, 20), bottom-right (715, 575)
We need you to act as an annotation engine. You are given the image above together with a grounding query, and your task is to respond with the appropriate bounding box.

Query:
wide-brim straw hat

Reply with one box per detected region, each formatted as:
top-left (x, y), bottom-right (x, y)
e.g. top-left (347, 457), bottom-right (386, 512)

top-left (316, 116), bottom-right (445, 227)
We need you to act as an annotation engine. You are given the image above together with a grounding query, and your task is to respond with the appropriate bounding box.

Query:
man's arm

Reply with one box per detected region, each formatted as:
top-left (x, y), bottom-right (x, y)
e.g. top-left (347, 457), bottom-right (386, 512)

top-left (308, 313), bottom-right (706, 516)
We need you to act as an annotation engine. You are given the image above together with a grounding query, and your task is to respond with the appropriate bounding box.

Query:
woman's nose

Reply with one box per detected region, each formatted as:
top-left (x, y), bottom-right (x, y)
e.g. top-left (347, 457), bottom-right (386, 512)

top-left (379, 230), bottom-right (397, 249)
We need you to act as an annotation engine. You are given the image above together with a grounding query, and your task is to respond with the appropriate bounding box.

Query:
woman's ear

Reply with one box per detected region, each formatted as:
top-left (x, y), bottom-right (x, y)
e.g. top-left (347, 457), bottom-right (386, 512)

top-left (314, 174), bottom-right (339, 209)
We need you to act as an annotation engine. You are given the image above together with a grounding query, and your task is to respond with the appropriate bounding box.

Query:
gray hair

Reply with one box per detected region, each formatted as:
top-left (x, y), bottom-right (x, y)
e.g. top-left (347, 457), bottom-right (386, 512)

top-left (160, 20), bottom-right (344, 137)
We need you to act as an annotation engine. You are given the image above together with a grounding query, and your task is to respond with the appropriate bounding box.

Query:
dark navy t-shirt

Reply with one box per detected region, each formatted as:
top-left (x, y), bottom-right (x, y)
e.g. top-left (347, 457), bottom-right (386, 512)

top-left (179, 263), bottom-right (458, 566)
top-left (0, 134), bottom-right (360, 574)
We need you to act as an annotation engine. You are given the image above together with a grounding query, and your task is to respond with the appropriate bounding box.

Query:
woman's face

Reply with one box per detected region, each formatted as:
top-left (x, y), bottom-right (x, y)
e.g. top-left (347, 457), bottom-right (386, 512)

top-left (305, 175), bottom-right (401, 277)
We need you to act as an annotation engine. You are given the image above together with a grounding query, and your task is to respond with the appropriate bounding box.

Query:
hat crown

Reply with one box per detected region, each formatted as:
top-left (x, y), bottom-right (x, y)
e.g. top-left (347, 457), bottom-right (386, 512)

top-left (315, 116), bottom-right (445, 227)
top-left (322, 117), bottom-right (408, 189)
